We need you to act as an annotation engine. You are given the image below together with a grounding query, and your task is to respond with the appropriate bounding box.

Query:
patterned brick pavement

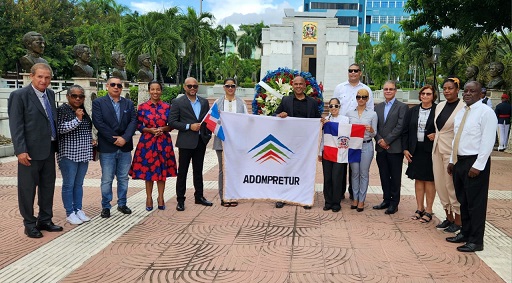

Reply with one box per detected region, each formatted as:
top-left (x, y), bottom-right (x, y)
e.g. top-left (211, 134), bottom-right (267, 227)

top-left (0, 134), bottom-right (510, 283)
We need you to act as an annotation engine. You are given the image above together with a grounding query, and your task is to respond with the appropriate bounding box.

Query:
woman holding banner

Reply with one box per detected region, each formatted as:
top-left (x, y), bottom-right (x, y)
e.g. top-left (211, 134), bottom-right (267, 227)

top-left (213, 78), bottom-right (248, 207)
top-left (319, 98), bottom-right (350, 212)
top-left (346, 89), bottom-right (377, 212)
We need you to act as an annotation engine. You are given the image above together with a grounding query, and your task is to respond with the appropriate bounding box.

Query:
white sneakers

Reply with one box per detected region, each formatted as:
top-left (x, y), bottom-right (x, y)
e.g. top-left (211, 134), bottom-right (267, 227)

top-left (66, 210), bottom-right (91, 225)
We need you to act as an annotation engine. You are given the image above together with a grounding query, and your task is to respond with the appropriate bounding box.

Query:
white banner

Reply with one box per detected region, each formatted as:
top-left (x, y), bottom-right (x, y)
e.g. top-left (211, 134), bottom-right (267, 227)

top-left (222, 112), bottom-right (321, 206)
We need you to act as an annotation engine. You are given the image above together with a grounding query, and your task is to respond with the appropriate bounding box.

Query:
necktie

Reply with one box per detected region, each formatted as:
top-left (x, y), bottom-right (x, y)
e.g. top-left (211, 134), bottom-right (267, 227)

top-left (42, 93), bottom-right (57, 139)
top-left (452, 106), bottom-right (470, 164)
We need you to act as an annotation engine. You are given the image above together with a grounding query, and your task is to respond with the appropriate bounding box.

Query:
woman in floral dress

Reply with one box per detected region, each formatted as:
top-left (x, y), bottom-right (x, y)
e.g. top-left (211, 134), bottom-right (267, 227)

top-left (130, 81), bottom-right (177, 211)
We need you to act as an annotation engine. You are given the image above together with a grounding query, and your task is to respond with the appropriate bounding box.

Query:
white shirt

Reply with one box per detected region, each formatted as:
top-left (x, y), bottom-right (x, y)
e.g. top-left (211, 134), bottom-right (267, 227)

top-left (450, 101), bottom-right (498, 170)
top-left (332, 81), bottom-right (374, 116)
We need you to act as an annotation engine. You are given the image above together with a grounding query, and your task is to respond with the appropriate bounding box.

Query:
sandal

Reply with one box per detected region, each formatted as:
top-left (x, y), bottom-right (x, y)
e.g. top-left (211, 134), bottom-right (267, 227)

top-left (420, 212), bottom-right (432, 223)
top-left (221, 201), bottom-right (231, 207)
top-left (230, 202), bottom-right (238, 207)
top-left (411, 210), bottom-right (425, 220)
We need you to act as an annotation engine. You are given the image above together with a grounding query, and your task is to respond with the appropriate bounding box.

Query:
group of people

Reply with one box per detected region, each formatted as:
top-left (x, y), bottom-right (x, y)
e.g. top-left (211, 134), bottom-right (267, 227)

top-left (8, 63), bottom-right (500, 253)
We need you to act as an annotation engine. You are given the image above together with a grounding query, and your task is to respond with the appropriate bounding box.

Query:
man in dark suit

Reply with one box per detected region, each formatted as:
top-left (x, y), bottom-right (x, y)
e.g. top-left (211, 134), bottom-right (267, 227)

top-left (8, 63), bottom-right (63, 238)
top-left (373, 80), bottom-right (408, 214)
top-left (274, 76), bottom-right (321, 208)
top-left (92, 77), bottom-right (137, 218)
top-left (169, 77), bottom-right (213, 211)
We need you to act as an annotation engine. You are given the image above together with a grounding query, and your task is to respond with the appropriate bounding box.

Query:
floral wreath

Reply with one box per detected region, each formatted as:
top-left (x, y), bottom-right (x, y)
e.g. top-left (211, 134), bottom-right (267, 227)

top-left (252, 67), bottom-right (323, 116)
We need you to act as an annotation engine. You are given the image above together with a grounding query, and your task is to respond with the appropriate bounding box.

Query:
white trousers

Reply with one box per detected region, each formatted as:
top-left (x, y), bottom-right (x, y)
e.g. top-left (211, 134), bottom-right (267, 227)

top-left (497, 123), bottom-right (510, 149)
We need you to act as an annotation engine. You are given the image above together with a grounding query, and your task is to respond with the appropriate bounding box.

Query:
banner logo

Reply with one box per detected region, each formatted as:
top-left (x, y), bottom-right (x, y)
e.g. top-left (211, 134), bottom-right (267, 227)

top-left (248, 134), bottom-right (294, 164)
top-left (337, 136), bottom-right (350, 149)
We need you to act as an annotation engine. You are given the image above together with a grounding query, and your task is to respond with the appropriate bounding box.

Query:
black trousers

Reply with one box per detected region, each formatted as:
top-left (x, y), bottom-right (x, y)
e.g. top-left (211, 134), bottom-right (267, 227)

top-left (176, 140), bottom-right (207, 203)
top-left (322, 158), bottom-right (346, 209)
top-left (376, 151), bottom-right (403, 206)
top-left (341, 165), bottom-right (353, 197)
top-left (453, 155), bottom-right (490, 245)
top-left (18, 149), bottom-right (56, 228)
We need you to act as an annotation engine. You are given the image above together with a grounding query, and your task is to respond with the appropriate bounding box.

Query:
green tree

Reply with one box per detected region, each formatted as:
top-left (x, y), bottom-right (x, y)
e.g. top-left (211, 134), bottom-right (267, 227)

top-left (374, 27), bottom-right (401, 80)
top-left (216, 24), bottom-right (237, 55)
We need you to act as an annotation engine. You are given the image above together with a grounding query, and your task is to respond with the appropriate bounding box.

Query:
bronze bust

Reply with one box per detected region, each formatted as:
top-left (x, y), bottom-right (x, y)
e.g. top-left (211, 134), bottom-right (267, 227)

top-left (487, 62), bottom-right (505, 89)
top-left (19, 31), bottom-right (49, 72)
top-left (464, 65), bottom-right (479, 84)
top-left (72, 44), bottom-right (94, 77)
top-left (137, 54), bottom-right (153, 82)
top-left (111, 51), bottom-right (127, 80)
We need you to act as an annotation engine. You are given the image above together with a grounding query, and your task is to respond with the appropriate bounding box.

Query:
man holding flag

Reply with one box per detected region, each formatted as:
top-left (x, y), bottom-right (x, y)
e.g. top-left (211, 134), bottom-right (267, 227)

top-left (168, 77), bottom-right (212, 211)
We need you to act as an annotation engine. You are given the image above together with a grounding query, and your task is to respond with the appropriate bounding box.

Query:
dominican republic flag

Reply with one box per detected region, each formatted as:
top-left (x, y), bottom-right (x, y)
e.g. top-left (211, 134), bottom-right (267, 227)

top-left (323, 122), bottom-right (365, 163)
top-left (203, 103), bottom-right (225, 141)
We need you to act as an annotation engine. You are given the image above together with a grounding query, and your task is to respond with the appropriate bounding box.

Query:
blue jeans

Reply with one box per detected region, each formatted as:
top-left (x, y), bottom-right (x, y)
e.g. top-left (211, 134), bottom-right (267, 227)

top-left (59, 157), bottom-right (89, 216)
top-left (99, 150), bottom-right (132, 209)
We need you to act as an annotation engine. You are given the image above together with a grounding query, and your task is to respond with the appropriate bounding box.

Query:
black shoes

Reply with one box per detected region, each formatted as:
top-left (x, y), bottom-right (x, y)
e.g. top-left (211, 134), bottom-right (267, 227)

top-left (117, 206), bottom-right (132, 214)
top-left (101, 208), bottom-right (110, 218)
top-left (385, 205), bottom-right (398, 214)
top-left (303, 206), bottom-right (312, 209)
top-left (176, 203), bottom-right (185, 211)
top-left (446, 233), bottom-right (467, 243)
top-left (36, 222), bottom-right (63, 232)
top-left (323, 204), bottom-right (332, 211)
top-left (275, 202), bottom-right (285, 208)
top-left (331, 206), bottom-right (341, 213)
top-left (436, 219), bottom-right (453, 229)
top-left (457, 243), bottom-right (483, 252)
top-left (24, 227), bottom-right (43, 238)
top-left (373, 202), bottom-right (389, 210)
top-left (195, 197), bottom-right (213, 206)
top-left (444, 223), bottom-right (461, 233)
top-left (356, 207), bottom-right (364, 212)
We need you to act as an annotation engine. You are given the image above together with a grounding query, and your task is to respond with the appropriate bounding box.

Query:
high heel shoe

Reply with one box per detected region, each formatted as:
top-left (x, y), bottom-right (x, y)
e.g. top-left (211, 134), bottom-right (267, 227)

top-left (357, 202), bottom-right (364, 212)
top-left (157, 197), bottom-right (166, 210)
top-left (146, 198), bottom-right (153, 211)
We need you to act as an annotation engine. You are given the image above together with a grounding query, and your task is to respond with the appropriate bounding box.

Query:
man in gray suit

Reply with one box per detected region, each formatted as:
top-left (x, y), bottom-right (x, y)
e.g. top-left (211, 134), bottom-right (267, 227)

top-left (169, 77), bottom-right (212, 211)
top-left (373, 80), bottom-right (408, 214)
top-left (8, 63), bottom-right (63, 238)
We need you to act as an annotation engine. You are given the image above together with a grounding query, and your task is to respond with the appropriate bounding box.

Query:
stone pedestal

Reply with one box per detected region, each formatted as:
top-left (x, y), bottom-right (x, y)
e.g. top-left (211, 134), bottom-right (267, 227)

top-left (138, 83), bottom-right (149, 106)
top-left (72, 77), bottom-right (100, 115)
top-left (122, 81), bottom-right (131, 101)
top-left (488, 89), bottom-right (506, 108)
top-left (21, 73), bottom-right (31, 86)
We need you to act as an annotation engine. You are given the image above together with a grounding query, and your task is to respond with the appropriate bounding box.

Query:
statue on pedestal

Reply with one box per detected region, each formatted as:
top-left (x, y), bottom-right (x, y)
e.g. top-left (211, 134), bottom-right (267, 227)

top-left (464, 65), bottom-right (479, 85)
top-left (137, 54), bottom-right (153, 82)
top-left (111, 51), bottom-right (127, 80)
top-left (19, 31), bottom-right (49, 72)
top-left (487, 62), bottom-right (505, 89)
top-left (72, 44), bottom-right (94, 77)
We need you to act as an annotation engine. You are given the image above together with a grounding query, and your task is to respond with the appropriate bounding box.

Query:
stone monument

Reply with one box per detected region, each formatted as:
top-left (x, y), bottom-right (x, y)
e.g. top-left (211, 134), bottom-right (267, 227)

top-left (137, 54), bottom-right (153, 82)
top-left (72, 44), bottom-right (94, 77)
top-left (19, 31), bottom-right (49, 72)
top-left (111, 51), bottom-right (127, 81)
top-left (487, 61), bottom-right (505, 89)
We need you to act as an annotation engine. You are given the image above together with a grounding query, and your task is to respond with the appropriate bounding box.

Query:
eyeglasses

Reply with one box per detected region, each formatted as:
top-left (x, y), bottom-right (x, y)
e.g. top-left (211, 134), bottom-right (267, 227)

top-left (70, 94), bottom-right (85, 100)
top-left (186, 84), bottom-right (199, 89)
top-left (420, 92), bottom-right (433, 96)
top-left (328, 104), bottom-right (340, 109)
top-left (109, 83), bottom-right (123, 88)
top-left (356, 95), bottom-right (369, 100)
top-left (224, 84), bottom-right (236, 89)
top-left (348, 69), bottom-right (360, 73)
top-left (383, 88), bottom-right (396, 91)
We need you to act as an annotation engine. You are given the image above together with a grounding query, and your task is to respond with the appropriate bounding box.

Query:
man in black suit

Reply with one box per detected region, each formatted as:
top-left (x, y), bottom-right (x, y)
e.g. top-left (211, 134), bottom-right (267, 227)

top-left (169, 77), bottom-right (213, 211)
top-left (92, 77), bottom-right (137, 218)
top-left (274, 76), bottom-right (321, 208)
top-left (373, 80), bottom-right (408, 214)
top-left (8, 63), bottom-right (63, 238)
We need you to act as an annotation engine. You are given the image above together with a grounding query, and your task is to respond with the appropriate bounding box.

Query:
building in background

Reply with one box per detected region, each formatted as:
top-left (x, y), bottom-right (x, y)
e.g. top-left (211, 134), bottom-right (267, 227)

top-left (304, 0), bottom-right (411, 43)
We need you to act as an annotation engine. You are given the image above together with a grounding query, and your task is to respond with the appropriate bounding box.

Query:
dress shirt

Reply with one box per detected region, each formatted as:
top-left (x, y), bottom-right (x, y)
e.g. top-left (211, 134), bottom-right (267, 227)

top-left (333, 81), bottom-right (374, 116)
top-left (346, 108), bottom-right (378, 141)
top-left (108, 95), bottom-right (120, 122)
top-left (185, 96), bottom-right (202, 130)
top-left (383, 97), bottom-right (396, 122)
top-left (450, 102), bottom-right (498, 170)
top-left (31, 85), bottom-right (56, 141)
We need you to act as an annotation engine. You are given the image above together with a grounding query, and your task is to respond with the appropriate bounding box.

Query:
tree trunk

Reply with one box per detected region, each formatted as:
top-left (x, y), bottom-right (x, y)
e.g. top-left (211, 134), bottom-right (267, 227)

top-left (187, 59), bottom-right (193, 78)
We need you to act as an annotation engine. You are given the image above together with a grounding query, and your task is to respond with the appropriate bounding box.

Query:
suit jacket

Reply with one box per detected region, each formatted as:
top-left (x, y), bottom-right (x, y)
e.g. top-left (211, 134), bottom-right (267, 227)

top-left (8, 85), bottom-right (56, 160)
top-left (374, 99), bottom-right (408, 153)
top-left (401, 103), bottom-right (437, 154)
top-left (168, 94), bottom-right (212, 149)
top-left (275, 95), bottom-right (321, 118)
top-left (432, 99), bottom-right (465, 155)
top-left (92, 95), bottom-right (137, 153)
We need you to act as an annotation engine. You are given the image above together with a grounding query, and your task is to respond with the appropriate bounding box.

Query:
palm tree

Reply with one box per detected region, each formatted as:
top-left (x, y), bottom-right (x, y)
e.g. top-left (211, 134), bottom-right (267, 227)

top-left (375, 26), bottom-right (401, 80)
top-left (237, 33), bottom-right (255, 59)
top-left (216, 24), bottom-right (237, 55)
top-left (239, 22), bottom-right (267, 57)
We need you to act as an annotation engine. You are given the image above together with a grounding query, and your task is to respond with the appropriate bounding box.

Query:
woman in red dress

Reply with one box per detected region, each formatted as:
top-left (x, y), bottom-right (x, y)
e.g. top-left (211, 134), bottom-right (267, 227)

top-left (130, 81), bottom-right (177, 211)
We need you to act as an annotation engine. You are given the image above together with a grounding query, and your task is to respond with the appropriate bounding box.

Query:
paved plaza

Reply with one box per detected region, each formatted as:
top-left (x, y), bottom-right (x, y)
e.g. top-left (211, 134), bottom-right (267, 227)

top-left (0, 133), bottom-right (510, 283)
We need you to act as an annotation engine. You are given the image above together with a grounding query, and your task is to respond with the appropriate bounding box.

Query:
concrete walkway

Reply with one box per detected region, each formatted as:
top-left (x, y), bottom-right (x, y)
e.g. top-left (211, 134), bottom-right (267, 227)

top-left (0, 134), bottom-right (510, 283)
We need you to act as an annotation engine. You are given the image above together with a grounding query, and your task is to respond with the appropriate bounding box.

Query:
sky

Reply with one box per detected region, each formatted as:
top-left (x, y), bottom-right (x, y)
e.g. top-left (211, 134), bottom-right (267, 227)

top-left (117, 0), bottom-right (304, 26)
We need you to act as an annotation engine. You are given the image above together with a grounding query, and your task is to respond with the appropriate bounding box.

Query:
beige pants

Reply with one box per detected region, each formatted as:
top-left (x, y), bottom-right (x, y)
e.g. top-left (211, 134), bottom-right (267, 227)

top-left (432, 148), bottom-right (460, 214)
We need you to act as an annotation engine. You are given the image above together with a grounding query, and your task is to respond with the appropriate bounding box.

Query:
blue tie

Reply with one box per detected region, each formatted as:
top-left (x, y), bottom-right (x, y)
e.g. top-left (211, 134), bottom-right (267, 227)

top-left (42, 93), bottom-right (57, 139)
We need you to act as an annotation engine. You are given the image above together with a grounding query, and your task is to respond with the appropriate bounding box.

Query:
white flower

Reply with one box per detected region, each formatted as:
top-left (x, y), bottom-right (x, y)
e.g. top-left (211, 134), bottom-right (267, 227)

top-left (276, 78), bottom-right (292, 96)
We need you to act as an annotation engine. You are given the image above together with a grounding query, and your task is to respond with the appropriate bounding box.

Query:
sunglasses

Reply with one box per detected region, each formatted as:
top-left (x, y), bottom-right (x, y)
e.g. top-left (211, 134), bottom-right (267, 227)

top-left (356, 95), bottom-right (369, 100)
top-left (70, 94), bottom-right (85, 100)
top-left (383, 88), bottom-right (396, 91)
top-left (348, 69), bottom-right (360, 73)
top-left (420, 92), bottom-right (433, 96)
top-left (186, 84), bottom-right (199, 89)
top-left (328, 104), bottom-right (340, 109)
top-left (109, 83), bottom-right (123, 88)
top-left (224, 84), bottom-right (236, 89)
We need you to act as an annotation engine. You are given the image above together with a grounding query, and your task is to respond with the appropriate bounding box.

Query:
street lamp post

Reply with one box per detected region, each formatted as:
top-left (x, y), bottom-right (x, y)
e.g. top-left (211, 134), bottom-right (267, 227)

top-left (178, 43), bottom-right (186, 93)
top-left (432, 45), bottom-right (441, 102)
